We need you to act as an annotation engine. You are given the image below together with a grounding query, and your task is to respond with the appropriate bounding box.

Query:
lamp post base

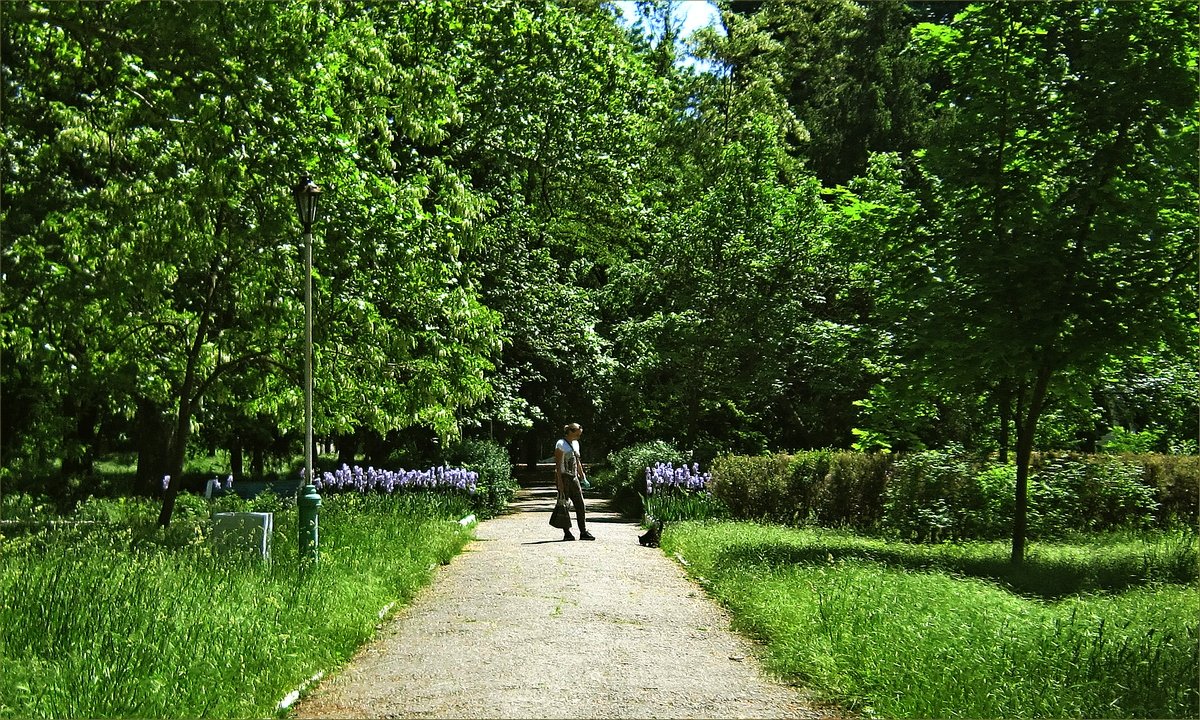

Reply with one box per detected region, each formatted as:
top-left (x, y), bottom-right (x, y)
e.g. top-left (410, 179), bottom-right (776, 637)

top-left (298, 483), bottom-right (322, 563)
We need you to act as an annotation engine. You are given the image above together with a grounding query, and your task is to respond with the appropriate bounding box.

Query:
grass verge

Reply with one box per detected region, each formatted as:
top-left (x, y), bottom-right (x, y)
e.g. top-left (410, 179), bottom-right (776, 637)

top-left (662, 521), bottom-right (1199, 719)
top-left (0, 493), bottom-right (473, 718)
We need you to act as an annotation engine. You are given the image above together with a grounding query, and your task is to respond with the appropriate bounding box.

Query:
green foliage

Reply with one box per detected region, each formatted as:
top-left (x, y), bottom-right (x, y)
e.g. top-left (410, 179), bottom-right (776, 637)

top-left (1096, 349), bottom-right (1200, 454)
top-left (603, 117), bottom-right (872, 453)
top-left (208, 492), bottom-right (254, 514)
top-left (0, 492), bottom-right (471, 718)
top-left (1029, 455), bottom-right (1160, 536)
top-left (709, 450), bottom-right (1178, 542)
top-left (1, 0), bottom-right (503, 500)
top-left (815, 452), bottom-right (892, 528)
top-left (883, 450), bottom-right (1163, 542)
top-left (640, 491), bottom-right (728, 524)
top-left (721, 0), bottom-right (931, 186)
top-left (709, 454), bottom-right (796, 524)
top-left (167, 491), bottom-right (210, 525)
top-left (1100, 427), bottom-right (1165, 455)
top-left (72, 496), bottom-right (159, 526)
top-left (604, 441), bottom-right (687, 496)
top-left (442, 438), bottom-right (518, 518)
top-left (594, 441), bottom-right (688, 517)
top-left (882, 447), bottom-right (980, 541)
top-left (957, 465), bottom-right (1018, 539)
top-left (240, 488), bottom-right (291, 516)
top-left (711, 451), bottom-right (892, 529)
top-left (779, 451), bottom-right (833, 523)
top-left (448, 1), bottom-right (660, 438)
top-left (1, 0), bottom-right (1195, 543)
top-left (0, 493), bottom-right (58, 523)
top-left (1131, 453), bottom-right (1200, 525)
top-left (902, 1), bottom-right (1198, 559)
top-left (663, 521), bottom-right (1199, 719)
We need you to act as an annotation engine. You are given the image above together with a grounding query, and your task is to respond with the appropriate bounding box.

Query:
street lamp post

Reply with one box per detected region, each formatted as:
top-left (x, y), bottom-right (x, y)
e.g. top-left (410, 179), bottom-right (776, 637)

top-left (293, 174), bottom-right (323, 563)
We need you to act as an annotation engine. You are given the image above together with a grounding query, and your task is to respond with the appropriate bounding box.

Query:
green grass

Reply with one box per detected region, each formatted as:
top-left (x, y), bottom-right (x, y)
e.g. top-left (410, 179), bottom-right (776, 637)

top-left (662, 521), bottom-right (1199, 719)
top-left (0, 492), bottom-right (474, 718)
top-left (642, 489), bottom-right (728, 523)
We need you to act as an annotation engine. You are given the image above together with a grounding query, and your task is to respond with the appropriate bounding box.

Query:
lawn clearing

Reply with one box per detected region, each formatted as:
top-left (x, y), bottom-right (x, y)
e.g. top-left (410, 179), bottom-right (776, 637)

top-left (0, 493), bottom-right (473, 718)
top-left (663, 521), bottom-right (1199, 719)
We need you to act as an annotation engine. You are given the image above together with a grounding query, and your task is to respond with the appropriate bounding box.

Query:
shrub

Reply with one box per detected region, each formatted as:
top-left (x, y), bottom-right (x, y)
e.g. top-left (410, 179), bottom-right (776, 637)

top-left (0, 492), bottom-right (59, 522)
top-left (1030, 455), bottom-right (1159, 536)
top-left (672, 449), bottom-right (1190, 541)
top-left (709, 451), bottom-right (906, 530)
top-left (1100, 426), bottom-right (1164, 454)
top-left (710, 453), bottom-right (796, 524)
top-left (782, 451), bottom-right (832, 524)
top-left (882, 447), bottom-right (977, 541)
top-left (74, 496), bottom-right (159, 526)
top-left (210, 492), bottom-right (254, 514)
top-left (882, 451), bottom-right (1162, 541)
top-left (958, 465), bottom-right (1017, 539)
top-left (816, 451), bottom-right (891, 528)
top-left (244, 487), bottom-right (290, 514)
top-left (170, 491), bottom-right (211, 524)
top-left (605, 441), bottom-right (687, 496)
top-left (443, 438), bottom-right (517, 518)
top-left (1127, 453), bottom-right (1200, 525)
top-left (596, 441), bottom-right (688, 517)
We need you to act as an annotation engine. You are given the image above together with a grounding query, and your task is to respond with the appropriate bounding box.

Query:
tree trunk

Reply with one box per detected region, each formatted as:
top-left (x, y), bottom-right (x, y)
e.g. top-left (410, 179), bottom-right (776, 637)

top-left (135, 399), bottom-right (174, 496)
top-left (363, 430), bottom-right (388, 467)
top-left (251, 446), bottom-right (265, 479)
top-left (336, 432), bottom-right (358, 467)
top-left (1011, 366), bottom-right (1051, 564)
top-left (156, 393), bottom-right (195, 527)
top-left (998, 380), bottom-right (1012, 463)
top-left (230, 439), bottom-right (244, 479)
top-left (156, 261), bottom-right (220, 527)
top-left (61, 394), bottom-right (100, 483)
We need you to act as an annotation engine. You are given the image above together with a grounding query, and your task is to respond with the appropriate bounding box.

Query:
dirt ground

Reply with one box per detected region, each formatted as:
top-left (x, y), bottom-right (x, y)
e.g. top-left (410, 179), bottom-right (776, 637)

top-left (293, 475), bottom-right (831, 719)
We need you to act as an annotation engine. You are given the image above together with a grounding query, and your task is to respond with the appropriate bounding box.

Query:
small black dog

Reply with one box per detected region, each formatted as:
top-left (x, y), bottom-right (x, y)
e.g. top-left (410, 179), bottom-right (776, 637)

top-left (638, 519), bottom-right (664, 548)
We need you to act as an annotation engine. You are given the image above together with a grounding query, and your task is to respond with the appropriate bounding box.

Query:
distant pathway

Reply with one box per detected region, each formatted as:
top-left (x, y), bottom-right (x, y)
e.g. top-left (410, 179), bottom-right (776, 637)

top-left (294, 474), bottom-right (829, 719)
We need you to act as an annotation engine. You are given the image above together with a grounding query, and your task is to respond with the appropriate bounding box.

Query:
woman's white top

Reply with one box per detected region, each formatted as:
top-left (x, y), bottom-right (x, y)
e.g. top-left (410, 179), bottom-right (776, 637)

top-left (556, 438), bottom-right (580, 475)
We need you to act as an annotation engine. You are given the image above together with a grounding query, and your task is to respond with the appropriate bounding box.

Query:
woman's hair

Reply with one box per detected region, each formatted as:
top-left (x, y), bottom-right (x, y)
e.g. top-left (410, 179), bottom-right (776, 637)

top-left (563, 422), bottom-right (582, 435)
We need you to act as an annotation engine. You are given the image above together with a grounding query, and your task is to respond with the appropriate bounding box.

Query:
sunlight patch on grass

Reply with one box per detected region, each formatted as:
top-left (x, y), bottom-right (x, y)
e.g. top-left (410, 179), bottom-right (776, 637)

top-left (663, 521), bottom-right (1199, 719)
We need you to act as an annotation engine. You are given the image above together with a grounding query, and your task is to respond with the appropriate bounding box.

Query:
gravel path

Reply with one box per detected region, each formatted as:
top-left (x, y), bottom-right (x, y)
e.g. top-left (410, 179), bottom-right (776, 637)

top-left (294, 475), bottom-right (830, 719)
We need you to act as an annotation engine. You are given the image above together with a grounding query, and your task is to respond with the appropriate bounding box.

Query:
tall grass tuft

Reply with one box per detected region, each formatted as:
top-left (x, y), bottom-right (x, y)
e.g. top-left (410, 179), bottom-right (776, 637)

top-left (641, 489), bottom-right (728, 523)
top-left (0, 492), bottom-right (472, 718)
top-left (663, 521), bottom-right (1199, 719)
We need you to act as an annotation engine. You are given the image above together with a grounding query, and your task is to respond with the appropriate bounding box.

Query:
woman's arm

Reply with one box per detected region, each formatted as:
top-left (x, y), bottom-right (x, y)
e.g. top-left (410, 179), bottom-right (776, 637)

top-left (572, 440), bottom-right (585, 480)
top-left (554, 444), bottom-right (565, 495)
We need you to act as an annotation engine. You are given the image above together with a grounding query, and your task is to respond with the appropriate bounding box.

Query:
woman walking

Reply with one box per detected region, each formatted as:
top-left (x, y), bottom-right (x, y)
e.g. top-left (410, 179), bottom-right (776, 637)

top-left (555, 423), bottom-right (594, 541)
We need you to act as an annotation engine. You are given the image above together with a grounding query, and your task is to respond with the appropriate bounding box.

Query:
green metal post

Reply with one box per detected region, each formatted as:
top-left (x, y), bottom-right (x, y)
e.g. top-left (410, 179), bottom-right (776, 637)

top-left (300, 220), bottom-right (321, 563)
top-left (298, 481), bottom-right (322, 562)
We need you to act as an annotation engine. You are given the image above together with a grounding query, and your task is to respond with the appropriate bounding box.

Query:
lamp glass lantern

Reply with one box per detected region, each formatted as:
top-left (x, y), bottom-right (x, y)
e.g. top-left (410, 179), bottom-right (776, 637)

top-left (293, 176), bottom-right (321, 230)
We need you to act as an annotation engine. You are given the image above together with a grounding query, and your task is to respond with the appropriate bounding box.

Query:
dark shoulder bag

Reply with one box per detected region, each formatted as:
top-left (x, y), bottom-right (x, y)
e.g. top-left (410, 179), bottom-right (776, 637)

top-left (549, 438), bottom-right (573, 529)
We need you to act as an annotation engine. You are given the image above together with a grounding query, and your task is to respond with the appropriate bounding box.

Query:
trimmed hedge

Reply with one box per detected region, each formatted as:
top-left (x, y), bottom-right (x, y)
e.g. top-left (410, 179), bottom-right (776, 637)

top-left (819, 452), bottom-right (892, 527)
top-left (1106, 453), bottom-right (1199, 527)
top-left (703, 448), bottom-right (1197, 541)
top-left (710, 453), bottom-right (796, 524)
top-left (709, 451), bottom-right (892, 529)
